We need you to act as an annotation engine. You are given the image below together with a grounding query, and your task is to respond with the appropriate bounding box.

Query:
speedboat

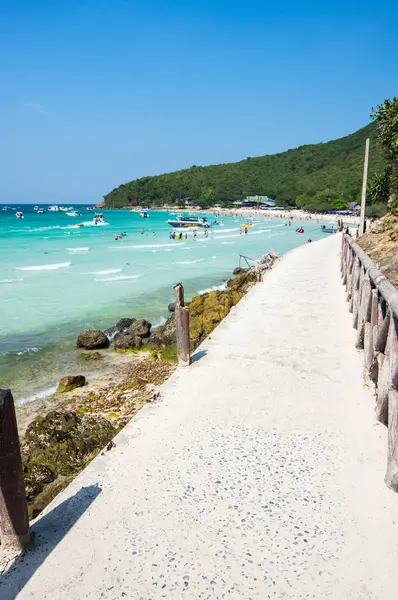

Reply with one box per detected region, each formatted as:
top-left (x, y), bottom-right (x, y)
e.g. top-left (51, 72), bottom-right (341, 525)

top-left (321, 227), bottom-right (337, 234)
top-left (140, 209), bottom-right (149, 218)
top-left (93, 213), bottom-right (108, 225)
top-left (48, 205), bottom-right (59, 212)
top-left (66, 210), bottom-right (82, 217)
top-left (33, 206), bottom-right (39, 211)
top-left (167, 216), bottom-right (211, 228)
top-left (16, 211), bottom-right (24, 219)
top-left (37, 208), bottom-right (45, 214)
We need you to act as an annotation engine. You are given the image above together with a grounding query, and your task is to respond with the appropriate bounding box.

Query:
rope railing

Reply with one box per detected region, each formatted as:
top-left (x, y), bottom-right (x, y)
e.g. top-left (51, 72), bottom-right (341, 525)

top-left (341, 233), bottom-right (398, 492)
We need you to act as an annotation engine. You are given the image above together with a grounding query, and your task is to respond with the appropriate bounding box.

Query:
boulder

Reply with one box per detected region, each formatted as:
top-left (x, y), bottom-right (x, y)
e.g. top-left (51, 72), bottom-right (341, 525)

top-left (22, 458), bottom-right (57, 502)
top-left (127, 319), bottom-right (152, 339)
top-left (24, 410), bottom-right (116, 476)
top-left (114, 331), bottom-right (143, 351)
top-left (232, 267), bottom-right (248, 275)
top-left (77, 330), bottom-right (109, 349)
top-left (57, 375), bottom-right (86, 393)
top-left (168, 302), bottom-right (175, 312)
top-left (147, 315), bottom-right (176, 348)
top-left (116, 317), bottom-right (135, 330)
top-left (103, 318), bottom-right (135, 341)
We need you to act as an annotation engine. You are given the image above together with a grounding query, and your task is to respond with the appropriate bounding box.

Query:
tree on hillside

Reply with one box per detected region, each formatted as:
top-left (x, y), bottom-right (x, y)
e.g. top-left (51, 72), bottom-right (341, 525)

top-left (371, 97), bottom-right (398, 211)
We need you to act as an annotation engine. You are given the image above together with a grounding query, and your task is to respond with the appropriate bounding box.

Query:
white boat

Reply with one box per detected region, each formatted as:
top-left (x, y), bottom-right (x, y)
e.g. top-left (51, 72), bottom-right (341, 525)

top-left (66, 211), bottom-right (82, 217)
top-left (167, 215), bottom-right (211, 228)
top-left (93, 213), bottom-right (107, 225)
top-left (33, 206), bottom-right (39, 211)
top-left (37, 208), bottom-right (45, 214)
top-left (16, 211), bottom-right (24, 219)
top-left (140, 210), bottom-right (149, 218)
top-left (48, 205), bottom-right (59, 212)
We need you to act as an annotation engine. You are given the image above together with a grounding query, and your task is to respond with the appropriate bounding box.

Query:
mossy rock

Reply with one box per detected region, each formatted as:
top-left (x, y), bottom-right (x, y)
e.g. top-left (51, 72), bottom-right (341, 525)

top-left (24, 410), bottom-right (117, 476)
top-left (28, 475), bottom-right (74, 520)
top-left (57, 375), bottom-right (86, 393)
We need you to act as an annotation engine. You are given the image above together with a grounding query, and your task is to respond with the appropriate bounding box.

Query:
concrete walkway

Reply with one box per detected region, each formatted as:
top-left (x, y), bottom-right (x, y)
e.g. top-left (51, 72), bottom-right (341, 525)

top-left (2, 234), bottom-right (398, 599)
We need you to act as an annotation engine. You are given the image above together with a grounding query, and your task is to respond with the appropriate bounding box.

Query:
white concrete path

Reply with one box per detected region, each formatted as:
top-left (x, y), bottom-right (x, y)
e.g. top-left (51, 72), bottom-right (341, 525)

top-left (2, 234), bottom-right (398, 599)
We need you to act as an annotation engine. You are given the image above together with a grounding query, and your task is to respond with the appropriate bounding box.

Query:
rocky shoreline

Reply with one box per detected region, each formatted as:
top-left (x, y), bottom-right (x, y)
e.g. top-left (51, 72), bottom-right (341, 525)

top-left (15, 250), bottom-right (279, 521)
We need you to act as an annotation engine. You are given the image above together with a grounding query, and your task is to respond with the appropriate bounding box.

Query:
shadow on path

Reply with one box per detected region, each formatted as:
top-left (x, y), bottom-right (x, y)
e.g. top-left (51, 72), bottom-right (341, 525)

top-left (191, 349), bottom-right (208, 363)
top-left (0, 484), bottom-right (101, 599)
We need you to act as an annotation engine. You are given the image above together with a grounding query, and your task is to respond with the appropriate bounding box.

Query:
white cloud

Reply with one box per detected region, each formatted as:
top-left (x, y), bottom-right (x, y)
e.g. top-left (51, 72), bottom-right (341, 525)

top-left (23, 102), bottom-right (47, 114)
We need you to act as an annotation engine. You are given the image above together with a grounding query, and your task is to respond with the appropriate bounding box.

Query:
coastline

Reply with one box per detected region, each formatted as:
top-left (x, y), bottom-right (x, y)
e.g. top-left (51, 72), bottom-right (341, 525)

top-left (13, 249), bottom-right (278, 520)
top-left (122, 204), bottom-right (359, 225)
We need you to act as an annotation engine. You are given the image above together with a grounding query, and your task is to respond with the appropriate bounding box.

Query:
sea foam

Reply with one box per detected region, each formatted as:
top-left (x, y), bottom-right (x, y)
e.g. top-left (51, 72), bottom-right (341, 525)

top-left (16, 262), bottom-right (71, 272)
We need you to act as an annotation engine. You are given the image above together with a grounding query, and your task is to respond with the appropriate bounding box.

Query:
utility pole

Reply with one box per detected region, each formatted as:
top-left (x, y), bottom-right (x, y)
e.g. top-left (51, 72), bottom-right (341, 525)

top-left (359, 138), bottom-right (370, 235)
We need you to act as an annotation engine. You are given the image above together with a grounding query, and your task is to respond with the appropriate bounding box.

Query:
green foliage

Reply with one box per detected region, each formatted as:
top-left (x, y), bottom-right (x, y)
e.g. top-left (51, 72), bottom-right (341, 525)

top-left (366, 203), bottom-right (388, 219)
top-left (104, 123), bottom-right (384, 209)
top-left (371, 98), bottom-right (398, 211)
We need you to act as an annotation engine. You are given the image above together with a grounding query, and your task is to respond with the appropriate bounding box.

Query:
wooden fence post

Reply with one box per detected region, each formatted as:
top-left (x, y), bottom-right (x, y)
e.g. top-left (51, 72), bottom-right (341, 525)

top-left (174, 284), bottom-right (191, 367)
top-left (0, 389), bottom-right (30, 551)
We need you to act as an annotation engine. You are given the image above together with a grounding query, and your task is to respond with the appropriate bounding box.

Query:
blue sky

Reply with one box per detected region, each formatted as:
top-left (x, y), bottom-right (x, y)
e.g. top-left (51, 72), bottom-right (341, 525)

top-left (0, 0), bottom-right (397, 204)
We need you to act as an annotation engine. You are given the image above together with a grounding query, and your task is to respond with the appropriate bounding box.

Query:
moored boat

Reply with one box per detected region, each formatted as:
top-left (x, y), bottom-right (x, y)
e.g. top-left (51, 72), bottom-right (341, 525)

top-left (16, 211), bottom-right (24, 219)
top-left (167, 216), bottom-right (211, 228)
top-left (321, 227), bottom-right (338, 234)
top-left (48, 205), bottom-right (59, 212)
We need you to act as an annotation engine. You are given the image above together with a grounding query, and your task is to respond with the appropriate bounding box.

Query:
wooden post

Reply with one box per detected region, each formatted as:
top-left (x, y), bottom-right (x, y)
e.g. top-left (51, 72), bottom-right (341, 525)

top-left (359, 138), bottom-right (370, 236)
top-left (174, 284), bottom-right (191, 367)
top-left (0, 389), bottom-right (30, 551)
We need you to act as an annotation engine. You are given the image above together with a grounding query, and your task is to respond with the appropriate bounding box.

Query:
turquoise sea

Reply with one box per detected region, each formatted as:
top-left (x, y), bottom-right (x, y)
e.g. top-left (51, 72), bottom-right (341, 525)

top-left (0, 205), bottom-right (328, 404)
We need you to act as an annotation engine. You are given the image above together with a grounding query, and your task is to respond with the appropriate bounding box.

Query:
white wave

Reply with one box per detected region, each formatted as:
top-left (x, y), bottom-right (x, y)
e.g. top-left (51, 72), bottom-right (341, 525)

top-left (108, 242), bottom-right (184, 250)
top-left (212, 256), bottom-right (217, 259)
top-left (153, 316), bottom-right (167, 327)
top-left (215, 229), bottom-right (272, 240)
top-left (198, 283), bottom-right (227, 294)
top-left (95, 274), bottom-right (143, 282)
top-left (174, 259), bottom-right (205, 265)
top-left (213, 228), bottom-right (239, 233)
top-left (221, 242), bottom-right (233, 245)
top-left (0, 278), bottom-right (23, 284)
top-left (16, 262), bottom-right (71, 272)
top-left (86, 268), bottom-right (122, 275)
top-left (17, 347), bottom-right (39, 356)
top-left (16, 386), bottom-right (58, 407)
top-left (66, 247), bottom-right (90, 252)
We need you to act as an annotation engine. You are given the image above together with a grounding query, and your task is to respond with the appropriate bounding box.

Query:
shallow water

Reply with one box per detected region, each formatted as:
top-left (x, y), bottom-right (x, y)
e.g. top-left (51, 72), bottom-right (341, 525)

top-left (0, 205), bottom-right (327, 402)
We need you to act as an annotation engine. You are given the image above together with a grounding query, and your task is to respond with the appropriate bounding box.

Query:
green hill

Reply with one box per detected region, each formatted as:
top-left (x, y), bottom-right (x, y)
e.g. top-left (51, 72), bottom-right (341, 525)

top-left (104, 123), bottom-right (384, 210)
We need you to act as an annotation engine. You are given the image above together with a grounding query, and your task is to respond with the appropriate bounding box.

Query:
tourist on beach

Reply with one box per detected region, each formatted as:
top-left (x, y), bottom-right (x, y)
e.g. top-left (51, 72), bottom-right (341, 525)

top-left (308, 238), bottom-right (312, 243)
top-left (244, 227), bottom-right (248, 235)
top-left (239, 228), bottom-right (242, 235)
top-left (169, 231), bottom-right (173, 239)
top-left (140, 228), bottom-right (144, 234)
top-left (185, 233), bottom-right (188, 239)
top-left (179, 232), bottom-right (183, 240)
top-left (193, 230), bottom-right (197, 239)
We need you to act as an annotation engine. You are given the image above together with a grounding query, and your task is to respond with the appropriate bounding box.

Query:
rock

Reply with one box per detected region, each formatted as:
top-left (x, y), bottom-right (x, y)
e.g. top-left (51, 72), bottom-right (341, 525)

top-left (24, 410), bottom-right (116, 477)
top-left (168, 302), bottom-right (175, 312)
top-left (22, 458), bottom-right (57, 501)
top-left (232, 267), bottom-right (248, 275)
top-left (79, 351), bottom-right (103, 361)
top-left (103, 318), bottom-right (135, 341)
top-left (77, 330), bottom-right (109, 349)
top-left (147, 315), bottom-right (176, 348)
top-left (103, 325), bottom-right (119, 341)
top-left (127, 319), bottom-right (152, 338)
top-left (188, 290), bottom-right (234, 347)
top-left (116, 317), bottom-right (135, 330)
top-left (114, 331), bottom-right (143, 351)
top-left (57, 375), bottom-right (86, 393)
